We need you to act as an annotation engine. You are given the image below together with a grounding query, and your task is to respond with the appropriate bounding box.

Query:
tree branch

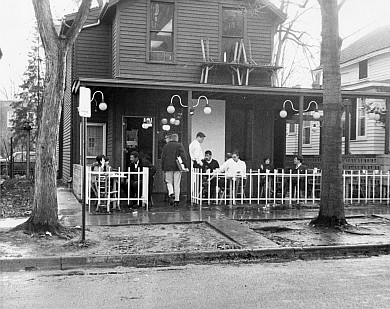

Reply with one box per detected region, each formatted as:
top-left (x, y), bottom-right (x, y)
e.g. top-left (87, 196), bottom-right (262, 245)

top-left (65, 0), bottom-right (93, 47)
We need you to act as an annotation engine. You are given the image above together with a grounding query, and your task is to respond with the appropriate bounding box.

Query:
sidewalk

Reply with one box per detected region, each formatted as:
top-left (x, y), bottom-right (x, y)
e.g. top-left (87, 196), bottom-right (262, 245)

top-left (1, 188), bottom-right (390, 272)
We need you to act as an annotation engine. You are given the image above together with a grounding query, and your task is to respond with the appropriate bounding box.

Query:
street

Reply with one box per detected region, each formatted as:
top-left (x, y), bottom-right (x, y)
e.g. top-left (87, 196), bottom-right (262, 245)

top-left (1, 256), bottom-right (390, 309)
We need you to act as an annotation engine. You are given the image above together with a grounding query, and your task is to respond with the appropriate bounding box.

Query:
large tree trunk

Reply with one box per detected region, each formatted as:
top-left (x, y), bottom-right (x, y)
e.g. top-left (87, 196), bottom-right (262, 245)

top-left (13, 0), bottom-right (92, 234)
top-left (311, 0), bottom-right (346, 227)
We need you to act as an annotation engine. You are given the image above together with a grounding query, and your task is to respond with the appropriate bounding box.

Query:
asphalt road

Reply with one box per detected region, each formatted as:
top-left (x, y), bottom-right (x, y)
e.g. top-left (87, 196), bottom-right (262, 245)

top-left (1, 256), bottom-right (390, 309)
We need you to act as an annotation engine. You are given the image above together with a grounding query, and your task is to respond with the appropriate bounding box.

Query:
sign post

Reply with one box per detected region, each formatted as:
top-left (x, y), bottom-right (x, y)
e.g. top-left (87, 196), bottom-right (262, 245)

top-left (79, 86), bottom-right (91, 243)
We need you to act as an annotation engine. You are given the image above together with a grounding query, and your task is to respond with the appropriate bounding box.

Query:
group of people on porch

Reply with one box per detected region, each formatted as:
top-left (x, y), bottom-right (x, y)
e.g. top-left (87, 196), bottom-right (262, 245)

top-left (90, 130), bottom-right (310, 209)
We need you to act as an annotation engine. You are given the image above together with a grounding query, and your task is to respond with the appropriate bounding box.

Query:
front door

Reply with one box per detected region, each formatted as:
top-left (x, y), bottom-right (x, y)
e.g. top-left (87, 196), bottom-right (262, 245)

top-left (122, 117), bottom-right (155, 170)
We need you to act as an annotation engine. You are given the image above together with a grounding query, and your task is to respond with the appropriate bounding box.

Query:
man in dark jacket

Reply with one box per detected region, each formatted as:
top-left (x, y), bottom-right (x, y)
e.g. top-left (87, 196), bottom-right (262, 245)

top-left (125, 151), bottom-right (156, 207)
top-left (284, 155), bottom-right (308, 198)
top-left (161, 133), bottom-right (188, 206)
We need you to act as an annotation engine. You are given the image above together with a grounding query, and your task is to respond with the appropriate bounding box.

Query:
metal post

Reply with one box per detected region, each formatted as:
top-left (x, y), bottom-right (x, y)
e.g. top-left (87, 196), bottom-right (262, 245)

top-left (298, 95), bottom-right (304, 156)
top-left (187, 90), bottom-right (192, 203)
top-left (26, 129), bottom-right (30, 178)
top-left (385, 98), bottom-right (390, 154)
top-left (81, 117), bottom-right (86, 242)
top-left (344, 99), bottom-right (351, 155)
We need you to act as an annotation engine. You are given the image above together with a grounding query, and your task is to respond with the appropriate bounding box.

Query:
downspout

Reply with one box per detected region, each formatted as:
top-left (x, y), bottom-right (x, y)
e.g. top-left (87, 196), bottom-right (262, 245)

top-left (82, 1), bottom-right (109, 29)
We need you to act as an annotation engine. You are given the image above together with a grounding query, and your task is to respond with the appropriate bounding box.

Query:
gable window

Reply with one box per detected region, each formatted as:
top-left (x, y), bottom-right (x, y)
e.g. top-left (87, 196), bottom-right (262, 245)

top-left (359, 59), bottom-right (368, 79)
top-left (149, 1), bottom-right (174, 62)
top-left (222, 8), bottom-right (244, 62)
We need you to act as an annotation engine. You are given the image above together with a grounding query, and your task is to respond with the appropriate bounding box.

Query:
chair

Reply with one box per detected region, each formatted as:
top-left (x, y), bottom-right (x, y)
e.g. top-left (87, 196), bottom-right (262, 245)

top-left (94, 175), bottom-right (119, 213)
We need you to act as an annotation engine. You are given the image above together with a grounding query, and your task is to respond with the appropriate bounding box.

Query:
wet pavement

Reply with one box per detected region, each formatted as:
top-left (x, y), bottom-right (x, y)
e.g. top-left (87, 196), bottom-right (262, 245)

top-left (2, 188), bottom-right (390, 229)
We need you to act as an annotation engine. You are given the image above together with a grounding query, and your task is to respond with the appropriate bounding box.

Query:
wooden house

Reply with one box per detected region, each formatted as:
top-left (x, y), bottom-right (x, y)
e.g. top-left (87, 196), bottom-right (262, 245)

top-left (287, 25), bottom-right (390, 170)
top-left (60, 0), bottom-right (389, 199)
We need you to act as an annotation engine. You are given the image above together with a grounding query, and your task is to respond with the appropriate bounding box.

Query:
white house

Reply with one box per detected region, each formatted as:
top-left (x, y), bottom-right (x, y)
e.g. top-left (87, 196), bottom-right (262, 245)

top-left (287, 24), bottom-right (390, 158)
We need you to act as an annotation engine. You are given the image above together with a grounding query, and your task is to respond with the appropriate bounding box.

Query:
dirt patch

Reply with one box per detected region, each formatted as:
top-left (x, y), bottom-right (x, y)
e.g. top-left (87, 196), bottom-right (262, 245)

top-left (248, 217), bottom-right (390, 247)
top-left (1, 178), bottom-right (34, 218)
top-left (0, 223), bottom-right (240, 258)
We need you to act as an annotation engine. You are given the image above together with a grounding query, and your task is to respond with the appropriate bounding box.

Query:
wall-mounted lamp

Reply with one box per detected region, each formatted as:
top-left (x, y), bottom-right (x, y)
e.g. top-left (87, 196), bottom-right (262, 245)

top-left (279, 100), bottom-right (320, 119)
top-left (167, 94), bottom-right (211, 116)
top-left (142, 118), bottom-right (153, 129)
top-left (91, 90), bottom-right (107, 111)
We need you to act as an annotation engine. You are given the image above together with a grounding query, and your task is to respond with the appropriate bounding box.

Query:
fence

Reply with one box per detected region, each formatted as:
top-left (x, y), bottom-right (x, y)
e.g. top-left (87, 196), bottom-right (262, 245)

top-left (86, 167), bottom-right (150, 213)
top-left (191, 168), bottom-right (390, 206)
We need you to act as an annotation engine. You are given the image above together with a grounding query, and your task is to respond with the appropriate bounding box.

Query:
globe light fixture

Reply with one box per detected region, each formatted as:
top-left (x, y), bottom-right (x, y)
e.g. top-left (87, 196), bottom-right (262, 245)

top-left (279, 100), bottom-right (320, 120)
top-left (161, 118), bottom-right (168, 125)
top-left (162, 124), bottom-right (170, 131)
top-left (170, 117), bottom-right (176, 125)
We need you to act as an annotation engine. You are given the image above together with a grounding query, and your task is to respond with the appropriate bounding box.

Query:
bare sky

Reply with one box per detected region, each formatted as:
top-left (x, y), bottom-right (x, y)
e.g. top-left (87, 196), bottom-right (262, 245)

top-left (1, 0), bottom-right (390, 99)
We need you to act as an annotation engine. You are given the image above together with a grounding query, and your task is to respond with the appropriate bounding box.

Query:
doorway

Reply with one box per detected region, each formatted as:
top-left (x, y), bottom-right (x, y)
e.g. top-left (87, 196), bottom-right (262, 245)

top-left (122, 116), bottom-right (155, 169)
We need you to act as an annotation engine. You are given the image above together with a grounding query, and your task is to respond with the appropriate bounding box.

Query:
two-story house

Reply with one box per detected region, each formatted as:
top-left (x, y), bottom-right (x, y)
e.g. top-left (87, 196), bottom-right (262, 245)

top-left (287, 24), bottom-right (390, 170)
top-left (60, 0), bottom-right (388, 199)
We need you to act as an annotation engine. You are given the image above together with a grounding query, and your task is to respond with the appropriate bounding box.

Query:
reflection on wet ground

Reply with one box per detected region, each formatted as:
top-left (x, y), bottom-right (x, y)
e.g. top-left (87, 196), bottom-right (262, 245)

top-left (61, 201), bottom-right (390, 227)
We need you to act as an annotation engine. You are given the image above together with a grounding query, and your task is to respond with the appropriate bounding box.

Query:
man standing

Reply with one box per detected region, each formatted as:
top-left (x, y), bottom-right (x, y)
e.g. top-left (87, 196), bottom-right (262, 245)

top-left (284, 155), bottom-right (308, 198)
top-left (202, 150), bottom-right (220, 198)
top-left (161, 133), bottom-right (188, 206)
top-left (127, 151), bottom-right (156, 207)
top-left (189, 132), bottom-right (206, 168)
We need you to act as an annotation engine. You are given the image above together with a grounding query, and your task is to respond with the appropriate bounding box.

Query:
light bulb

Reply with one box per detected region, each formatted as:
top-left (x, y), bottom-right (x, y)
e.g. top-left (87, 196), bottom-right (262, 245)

top-left (161, 118), bottom-right (168, 125)
top-left (162, 124), bottom-right (170, 131)
top-left (175, 119), bottom-right (180, 126)
top-left (313, 111), bottom-right (320, 119)
top-left (170, 117), bottom-right (176, 124)
top-left (99, 102), bottom-right (107, 111)
top-left (279, 110), bottom-right (287, 118)
top-left (204, 106), bottom-right (212, 115)
top-left (167, 105), bottom-right (175, 114)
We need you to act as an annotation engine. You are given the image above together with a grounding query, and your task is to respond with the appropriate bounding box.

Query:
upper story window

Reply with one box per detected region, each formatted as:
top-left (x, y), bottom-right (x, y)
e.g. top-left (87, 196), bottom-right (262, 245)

top-left (222, 8), bottom-right (244, 62)
top-left (358, 59), bottom-right (368, 79)
top-left (149, 1), bottom-right (174, 62)
top-left (7, 111), bottom-right (14, 128)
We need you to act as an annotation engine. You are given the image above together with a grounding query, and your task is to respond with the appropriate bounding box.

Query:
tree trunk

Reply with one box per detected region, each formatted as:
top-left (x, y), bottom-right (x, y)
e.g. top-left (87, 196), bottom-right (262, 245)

top-left (12, 0), bottom-right (92, 234)
top-left (311, 0), bottom-right (346, 227)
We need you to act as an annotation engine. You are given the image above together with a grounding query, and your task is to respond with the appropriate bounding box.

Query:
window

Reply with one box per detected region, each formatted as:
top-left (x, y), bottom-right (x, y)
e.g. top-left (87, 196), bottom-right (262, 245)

top-left (7, 111), bottom-right (14, 128)
top-left (359, 59), bottom-right (368, 79)
top-left (149, 1), bottom-right (174, 62)
top-left (230, 107), bottom-right (253, 161)
top-left (288, 123), bottom-right (296, 134)
top-left (80, 123), bottom-right (106, 164)
top-left (302, 120), bottom-right (311, 145)
top-left (222, 8), bottom-right (244, 62)
top-left (347, 98), bottom-right (366, 140)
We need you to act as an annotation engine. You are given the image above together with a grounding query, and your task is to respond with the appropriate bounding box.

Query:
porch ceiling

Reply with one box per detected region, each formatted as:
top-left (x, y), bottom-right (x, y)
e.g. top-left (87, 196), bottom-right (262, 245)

top-left (78, 77), bottom-right (390, 100)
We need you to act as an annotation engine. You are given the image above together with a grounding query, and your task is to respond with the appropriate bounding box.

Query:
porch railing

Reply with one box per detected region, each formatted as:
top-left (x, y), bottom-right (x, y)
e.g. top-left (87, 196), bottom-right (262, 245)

top-left (191, 168), bottom-right (390, 205)
top-left (86, 167), bottom-right (149, 213)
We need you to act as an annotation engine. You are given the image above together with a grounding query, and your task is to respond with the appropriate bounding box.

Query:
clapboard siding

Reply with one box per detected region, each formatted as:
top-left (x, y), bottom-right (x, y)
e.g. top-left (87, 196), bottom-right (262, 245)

top-left (62, 52), bottom-right (74, 183)
top-left (74, 24), bottom-right (111, 79)
top-left (115, 0), bottom-right (275, 84)
top-left (367, 52), bottom-right (390, 81)
top-left (112, 12), bottom-right (118, 77)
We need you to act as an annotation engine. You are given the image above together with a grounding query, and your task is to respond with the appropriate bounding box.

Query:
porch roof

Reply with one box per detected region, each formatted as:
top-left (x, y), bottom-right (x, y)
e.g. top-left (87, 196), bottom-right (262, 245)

top-left (77, 78), bottom-right (390, 100)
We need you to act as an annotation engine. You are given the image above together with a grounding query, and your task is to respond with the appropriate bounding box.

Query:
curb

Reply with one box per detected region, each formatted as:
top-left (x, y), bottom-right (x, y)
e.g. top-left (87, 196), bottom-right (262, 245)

top-left (1, 243), bottom-right (389, 272)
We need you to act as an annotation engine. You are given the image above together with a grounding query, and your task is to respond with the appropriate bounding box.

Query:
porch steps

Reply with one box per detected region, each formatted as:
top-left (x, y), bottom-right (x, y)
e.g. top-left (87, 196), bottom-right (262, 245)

top-left (207, 219), bottom-right (278, 249)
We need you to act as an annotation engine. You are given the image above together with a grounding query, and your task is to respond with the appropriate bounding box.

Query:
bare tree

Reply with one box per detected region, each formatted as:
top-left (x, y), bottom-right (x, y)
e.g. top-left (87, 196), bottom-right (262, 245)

top-left (13, 0), bottom-right (92, 234)
top-left (311, 0), bottom-right (346, 227)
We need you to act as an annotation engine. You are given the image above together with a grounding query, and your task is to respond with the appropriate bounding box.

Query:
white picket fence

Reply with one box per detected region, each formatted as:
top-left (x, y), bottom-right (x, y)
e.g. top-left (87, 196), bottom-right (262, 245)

top-left (191, 168), bottom-right (390, 205)
top-left (86, 167), bottom-right (150, 213)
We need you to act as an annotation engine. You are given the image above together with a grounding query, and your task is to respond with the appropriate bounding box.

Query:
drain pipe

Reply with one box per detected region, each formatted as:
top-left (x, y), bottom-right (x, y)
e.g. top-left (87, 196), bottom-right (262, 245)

top-left (82, 0), bottom-right (109, 29)
top-left (62, 0), bottom-right (109, 30)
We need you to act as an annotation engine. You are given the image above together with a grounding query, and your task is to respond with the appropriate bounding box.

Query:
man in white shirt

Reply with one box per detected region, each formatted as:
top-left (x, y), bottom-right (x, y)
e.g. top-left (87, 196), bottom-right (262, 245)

top-left (219, 151), bottom-right (246, 178)
top-left (189, 132), bottom-right (206, 168)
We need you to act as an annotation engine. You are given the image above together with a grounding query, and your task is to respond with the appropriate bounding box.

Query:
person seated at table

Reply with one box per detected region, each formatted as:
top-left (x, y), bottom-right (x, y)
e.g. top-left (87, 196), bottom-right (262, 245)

top-left (283, 155), bottom-right (308, 198)
top-left (123, 151), bottom-right (156, 208)
top-left (201, 150), bottom-right (220, 198)
top-left (260, 157), bottom-right (274, 197)
top-left (91, 154), bottom-right (108, 197)
top-left (218, 151), bottom-right (247, 195)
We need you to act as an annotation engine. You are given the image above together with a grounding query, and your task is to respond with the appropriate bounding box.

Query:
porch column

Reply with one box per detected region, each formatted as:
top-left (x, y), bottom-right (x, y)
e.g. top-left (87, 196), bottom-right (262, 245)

top-left (385, 98), bottom-right (390, 154)
top-left (186, 90), bottom-right (193, 201)
top-left (298, 95), bottom-right (304, 156)
top-left (343, 99), bottom-right (351, 155)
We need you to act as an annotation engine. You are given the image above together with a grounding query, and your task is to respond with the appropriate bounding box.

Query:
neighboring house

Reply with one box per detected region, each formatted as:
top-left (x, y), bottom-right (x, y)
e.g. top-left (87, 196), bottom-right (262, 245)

top-left (0, 100), bottom-right (19, 158)
top-left (288, 25), bottom-right (390, 161)
top-left (60, 0), bottom-right (387, 198)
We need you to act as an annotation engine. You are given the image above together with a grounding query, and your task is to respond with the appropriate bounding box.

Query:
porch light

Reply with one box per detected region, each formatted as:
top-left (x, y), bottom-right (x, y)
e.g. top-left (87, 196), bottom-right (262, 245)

top-left (168, 94), bottom-right (211, 116)
top-left (162, 124), bottom-right (170, 131)
top-left (169, 117), bottom-right (176, 125)
top-left (279, 100), bottom-right (320, 119)
top-left (91, 90), bottom-right (107, 111)
top-left (161, 118), bottom-right (168, 125)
